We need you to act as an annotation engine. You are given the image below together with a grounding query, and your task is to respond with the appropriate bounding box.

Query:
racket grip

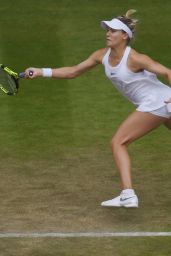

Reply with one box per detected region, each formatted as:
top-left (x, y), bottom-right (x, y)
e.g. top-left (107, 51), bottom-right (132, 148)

top-left (19, 71), bottom-right (33, 78)
top-left (19, 72), bottom-right (26, 78)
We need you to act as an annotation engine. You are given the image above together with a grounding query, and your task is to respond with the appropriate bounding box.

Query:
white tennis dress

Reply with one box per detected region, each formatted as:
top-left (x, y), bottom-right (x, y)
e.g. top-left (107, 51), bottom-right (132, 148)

top-left (102, 46), bottom-right (171, 118)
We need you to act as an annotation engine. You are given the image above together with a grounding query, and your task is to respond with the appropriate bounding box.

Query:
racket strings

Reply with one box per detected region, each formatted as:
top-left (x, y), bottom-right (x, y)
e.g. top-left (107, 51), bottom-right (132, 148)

top-left (0, 68), bottom-right (18, 95)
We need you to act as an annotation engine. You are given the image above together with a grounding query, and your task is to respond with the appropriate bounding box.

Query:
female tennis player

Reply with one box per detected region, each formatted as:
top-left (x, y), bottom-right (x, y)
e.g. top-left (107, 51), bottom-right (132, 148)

top-left (25, 9), bottom-right (171, 208)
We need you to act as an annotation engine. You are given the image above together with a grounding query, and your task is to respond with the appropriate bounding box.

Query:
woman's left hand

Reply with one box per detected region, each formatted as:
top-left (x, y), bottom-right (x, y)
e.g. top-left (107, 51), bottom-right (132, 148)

top-left (164, 98), bottom-right (171, 103)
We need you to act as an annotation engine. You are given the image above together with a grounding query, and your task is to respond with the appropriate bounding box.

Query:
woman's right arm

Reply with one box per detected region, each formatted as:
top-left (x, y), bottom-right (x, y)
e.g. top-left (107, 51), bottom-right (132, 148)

top-left (25, 48), bottom-right (107, 79)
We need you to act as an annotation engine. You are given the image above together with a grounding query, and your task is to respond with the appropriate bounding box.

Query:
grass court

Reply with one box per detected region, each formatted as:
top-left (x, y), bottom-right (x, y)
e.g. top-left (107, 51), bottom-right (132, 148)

top-left (0, 0), bottom-right (171, 255)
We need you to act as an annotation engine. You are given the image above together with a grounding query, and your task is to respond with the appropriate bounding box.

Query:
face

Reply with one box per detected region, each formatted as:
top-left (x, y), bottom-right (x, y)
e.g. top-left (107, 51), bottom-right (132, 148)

top-left (106, 28), bottom-right (128, 48)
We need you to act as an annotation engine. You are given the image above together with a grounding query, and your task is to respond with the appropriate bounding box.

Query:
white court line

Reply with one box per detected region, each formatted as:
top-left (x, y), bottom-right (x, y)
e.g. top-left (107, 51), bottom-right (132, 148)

top-left (0, 232), bottom-right (171, 238)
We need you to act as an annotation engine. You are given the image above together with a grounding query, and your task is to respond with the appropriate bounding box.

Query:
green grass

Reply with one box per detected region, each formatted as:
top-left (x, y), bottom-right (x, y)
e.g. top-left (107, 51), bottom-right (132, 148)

top-left (0, 237), bottom-right (171, 256)
top-left (0, 0), bottom-right (171, 255)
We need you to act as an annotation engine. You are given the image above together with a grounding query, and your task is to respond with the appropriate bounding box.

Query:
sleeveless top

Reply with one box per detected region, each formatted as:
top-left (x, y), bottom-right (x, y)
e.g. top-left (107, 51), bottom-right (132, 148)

top-left (102, 46), bottom-right (171, 112)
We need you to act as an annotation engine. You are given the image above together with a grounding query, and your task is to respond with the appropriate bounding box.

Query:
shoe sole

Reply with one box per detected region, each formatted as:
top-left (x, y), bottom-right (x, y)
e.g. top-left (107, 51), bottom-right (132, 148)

top-left (124, 204), bottom-right (138, 208)
top-left (101, 205), bottom-right (121, 207)
top-left (122, 201), bottom-right (138, 208)
top-left (101, 204), bottom-right (138, 208)
top-left (101, 202), bottom-right (138, 208)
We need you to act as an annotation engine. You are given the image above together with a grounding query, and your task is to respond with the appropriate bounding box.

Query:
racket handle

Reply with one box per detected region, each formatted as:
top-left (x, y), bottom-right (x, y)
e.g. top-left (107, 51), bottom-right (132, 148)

top-left (19, 71), bottom-right (33, 78)
top-left (19, 72), bottom-right (25, 78)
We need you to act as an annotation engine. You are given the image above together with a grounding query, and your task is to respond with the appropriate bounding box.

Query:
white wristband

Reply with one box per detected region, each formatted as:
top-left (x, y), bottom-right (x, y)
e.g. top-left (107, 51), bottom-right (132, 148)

top-left (42, 68), bottom-right (52, 77)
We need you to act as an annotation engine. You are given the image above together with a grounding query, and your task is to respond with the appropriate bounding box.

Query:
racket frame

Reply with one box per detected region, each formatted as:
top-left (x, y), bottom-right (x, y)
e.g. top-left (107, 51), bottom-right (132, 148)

top-left (0, 64), bottom-right (21, 95)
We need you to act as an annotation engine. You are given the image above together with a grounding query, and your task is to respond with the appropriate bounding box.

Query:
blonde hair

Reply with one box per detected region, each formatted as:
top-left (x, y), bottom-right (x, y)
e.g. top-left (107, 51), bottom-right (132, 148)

top-left (117, 9), bottom-right (138, 36)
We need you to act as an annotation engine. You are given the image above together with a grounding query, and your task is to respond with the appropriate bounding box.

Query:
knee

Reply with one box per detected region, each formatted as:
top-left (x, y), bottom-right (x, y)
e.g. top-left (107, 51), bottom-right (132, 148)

top-left (110, 135), bottom-right (130, 150)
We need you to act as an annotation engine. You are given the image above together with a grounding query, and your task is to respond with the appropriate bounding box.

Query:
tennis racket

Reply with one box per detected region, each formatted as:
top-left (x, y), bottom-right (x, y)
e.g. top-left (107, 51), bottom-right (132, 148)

top-left (0, 64), bottom-right (33, 96)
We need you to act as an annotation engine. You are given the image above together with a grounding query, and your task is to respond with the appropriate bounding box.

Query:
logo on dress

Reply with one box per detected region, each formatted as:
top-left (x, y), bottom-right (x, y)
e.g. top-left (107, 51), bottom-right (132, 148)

top-left (110, 72), bottom-right (115, 76)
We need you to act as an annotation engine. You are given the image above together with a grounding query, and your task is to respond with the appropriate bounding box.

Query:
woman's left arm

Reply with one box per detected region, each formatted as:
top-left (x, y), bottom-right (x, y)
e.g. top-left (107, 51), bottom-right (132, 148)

top-left (132, 52), bottom-right (171, 82)
top-left (132, 52), bottom-right (171, 103)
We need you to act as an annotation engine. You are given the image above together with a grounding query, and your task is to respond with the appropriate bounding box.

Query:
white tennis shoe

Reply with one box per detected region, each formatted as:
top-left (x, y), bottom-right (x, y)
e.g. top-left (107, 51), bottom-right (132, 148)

top-left (101, 193), bottom-right (138, 208)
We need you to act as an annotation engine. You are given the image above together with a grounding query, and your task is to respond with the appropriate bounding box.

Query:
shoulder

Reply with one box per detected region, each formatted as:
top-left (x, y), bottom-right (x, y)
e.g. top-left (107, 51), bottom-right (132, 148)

top-left (90, 48), bottom-right (109, 64)
top-left (129, 48), bottom-right (153, 64)
top-left (128, 48), bottom-right (156, 71)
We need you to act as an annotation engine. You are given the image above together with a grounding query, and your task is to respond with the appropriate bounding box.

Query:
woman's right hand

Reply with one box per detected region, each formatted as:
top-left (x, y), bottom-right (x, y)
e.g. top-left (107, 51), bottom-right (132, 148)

top-left (25, 68), bottom-right (43, 79)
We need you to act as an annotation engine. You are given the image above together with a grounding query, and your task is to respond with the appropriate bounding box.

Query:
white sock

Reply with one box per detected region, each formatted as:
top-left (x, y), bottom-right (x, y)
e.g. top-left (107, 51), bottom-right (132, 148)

top-left (122, 189), bottom-right (135, 196)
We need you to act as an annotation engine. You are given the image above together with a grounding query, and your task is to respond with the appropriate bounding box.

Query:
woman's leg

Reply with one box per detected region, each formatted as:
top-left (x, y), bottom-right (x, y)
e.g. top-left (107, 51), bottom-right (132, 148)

top-left (164, 117), bottom-right (171, 130)
top-left (111, 111), bottom-right (167, 189)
